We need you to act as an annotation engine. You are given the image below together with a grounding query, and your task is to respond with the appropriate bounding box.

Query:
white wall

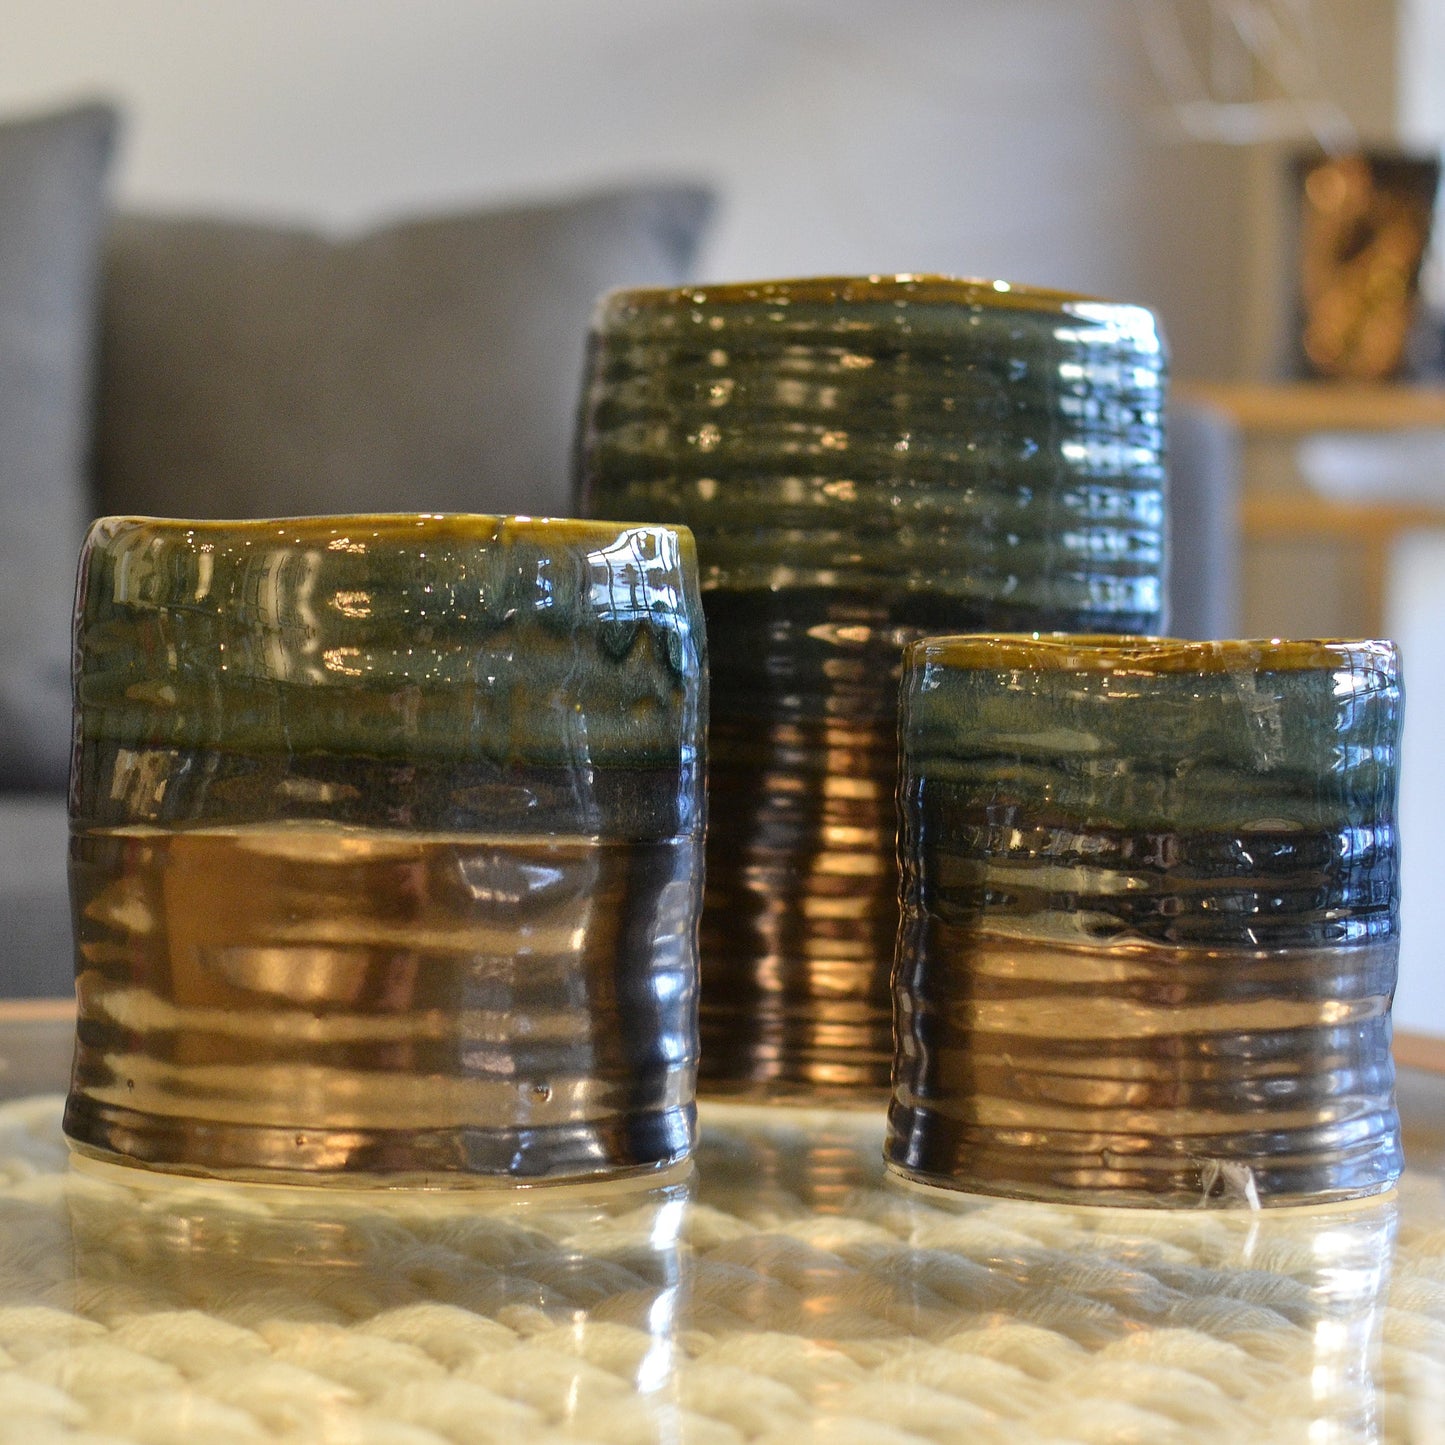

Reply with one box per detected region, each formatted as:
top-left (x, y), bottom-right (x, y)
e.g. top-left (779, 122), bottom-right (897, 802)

top-left (0, 0), bottom-right (1259, 378)
top-left (1400, 0), bottom-right (1445, 305)
top-left (1387, 534), bottom-right (1445, 1038)
top-left (1395, 1), bottom-right (1445, 1039)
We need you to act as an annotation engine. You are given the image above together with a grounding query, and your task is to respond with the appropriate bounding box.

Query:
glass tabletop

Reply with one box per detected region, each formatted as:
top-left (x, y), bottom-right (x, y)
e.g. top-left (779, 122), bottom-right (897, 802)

top-left (0, 1009), bottom-right (1442, 1444)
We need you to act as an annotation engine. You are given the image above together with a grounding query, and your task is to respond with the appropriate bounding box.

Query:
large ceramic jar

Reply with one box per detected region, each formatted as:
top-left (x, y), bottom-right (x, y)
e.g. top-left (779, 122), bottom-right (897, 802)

top-left (576, 275), bottom-right (1167, 1096)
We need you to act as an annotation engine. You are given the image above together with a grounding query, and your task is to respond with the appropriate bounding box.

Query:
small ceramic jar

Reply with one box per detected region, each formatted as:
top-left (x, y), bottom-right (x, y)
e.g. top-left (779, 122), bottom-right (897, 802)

top-left (66, 514), bottom-right (707, 1186)
top-left (888, 634), bottom-right (1403, 1206)
top-left (577, 275), bottom-right (1167, 1096)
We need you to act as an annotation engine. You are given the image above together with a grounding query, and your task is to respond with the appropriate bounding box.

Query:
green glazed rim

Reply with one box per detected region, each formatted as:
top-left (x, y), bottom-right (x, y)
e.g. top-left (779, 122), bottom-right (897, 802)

top-left (84, 512), bottom-right (698, 561)
top-left (597, 272), bottom-right (1114, 316)
top-left (905, 634), bottom-right (1400, 676)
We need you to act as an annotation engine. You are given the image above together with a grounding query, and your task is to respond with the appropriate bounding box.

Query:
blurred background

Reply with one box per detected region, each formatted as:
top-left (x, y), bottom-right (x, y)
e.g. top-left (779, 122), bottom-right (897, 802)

top-left (0, 0), bottom-right (1427, 379)
top-left (1, 0), bottom-right (1442, 1036)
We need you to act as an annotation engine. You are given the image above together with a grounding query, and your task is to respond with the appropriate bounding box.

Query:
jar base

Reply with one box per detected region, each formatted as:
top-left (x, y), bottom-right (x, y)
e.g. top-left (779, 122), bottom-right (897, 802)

top-left (63, 1096), bottom-right (695, 1191)
top-left (883, 1154), bottom-right (1403, 1210)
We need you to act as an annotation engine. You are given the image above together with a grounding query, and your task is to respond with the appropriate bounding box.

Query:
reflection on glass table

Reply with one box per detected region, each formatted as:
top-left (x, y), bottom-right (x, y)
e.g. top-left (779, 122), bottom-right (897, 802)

top-left (0, 1011), bottom-right (1442, 1443)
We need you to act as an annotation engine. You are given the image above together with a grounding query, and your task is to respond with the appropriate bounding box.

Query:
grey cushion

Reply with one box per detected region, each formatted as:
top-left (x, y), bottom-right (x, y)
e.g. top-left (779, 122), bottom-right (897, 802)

top-left (0, 795), bottom-right (71, 998)
top-left (0, 103), bottom-right (116, 789)
top-left (96, 185), bottom-right (714, 521)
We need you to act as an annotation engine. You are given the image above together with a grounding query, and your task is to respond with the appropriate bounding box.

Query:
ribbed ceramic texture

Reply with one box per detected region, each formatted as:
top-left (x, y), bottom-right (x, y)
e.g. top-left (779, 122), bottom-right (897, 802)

top-left (889, 635), bottom-right (1403, 1206)
top-left (66, 514), bottom-right (707, 1184)
top-left (576, 276), bottom-right (1167, 1095)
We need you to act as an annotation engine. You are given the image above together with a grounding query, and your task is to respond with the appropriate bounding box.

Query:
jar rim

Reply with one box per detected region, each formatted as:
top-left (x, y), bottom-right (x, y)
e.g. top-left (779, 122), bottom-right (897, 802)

top-left (596, 272), bottom-right (1147, 317)
top-left (904, 633), bottom-right (1400, 675)
top-left (85, 512), bottom-right (698, 559)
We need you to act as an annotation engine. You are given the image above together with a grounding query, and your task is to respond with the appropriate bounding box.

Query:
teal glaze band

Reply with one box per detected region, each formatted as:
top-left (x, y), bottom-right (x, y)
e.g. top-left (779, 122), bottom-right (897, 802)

top-left (581, 275), bottom-right (1166, 616)
top-left (73, 515), bottom-right (707, 768)
top-left (902, 636), bottom-right (1401, 835)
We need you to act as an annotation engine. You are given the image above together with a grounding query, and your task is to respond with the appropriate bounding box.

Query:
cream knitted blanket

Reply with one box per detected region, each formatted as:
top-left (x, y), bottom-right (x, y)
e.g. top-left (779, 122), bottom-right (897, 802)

top-left (0, 1097), bottom-right (1440, 1444)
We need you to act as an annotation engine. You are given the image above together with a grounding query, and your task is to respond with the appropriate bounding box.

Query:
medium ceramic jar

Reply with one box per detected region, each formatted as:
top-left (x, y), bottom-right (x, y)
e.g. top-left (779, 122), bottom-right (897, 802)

top-left (576, 275), bottom-right (1167, 1096)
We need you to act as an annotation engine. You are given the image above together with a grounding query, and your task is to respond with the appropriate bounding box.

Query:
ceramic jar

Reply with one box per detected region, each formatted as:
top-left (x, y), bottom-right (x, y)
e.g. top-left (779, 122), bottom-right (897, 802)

top-left (577, 276), bottom-right (1167, 1096)
top-left (66, 514), bottom-right (707, 1185)
top-left (889, 634), bottom-right (1403, 1206)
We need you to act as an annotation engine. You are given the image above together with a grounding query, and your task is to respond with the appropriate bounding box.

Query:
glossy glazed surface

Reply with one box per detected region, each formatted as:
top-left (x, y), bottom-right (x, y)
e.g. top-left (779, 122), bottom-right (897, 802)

top-left (66, 515), bottom-right (708, 1183)
top-left (891, 635), bottom-right (1403, 1205)
top-left (578, 275), bottom-right (1168, 1095)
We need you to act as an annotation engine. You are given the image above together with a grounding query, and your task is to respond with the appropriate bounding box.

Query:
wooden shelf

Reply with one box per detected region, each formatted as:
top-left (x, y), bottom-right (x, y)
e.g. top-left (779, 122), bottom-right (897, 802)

top-left (1396, 1029), bottom-right (1445, 1074)
top-left (1242, 494), bottom-right (1445, 539)
top-left (1177, 380), bottom-right (1445, 435)
top-left (1179, 382), bottom-right (1445, 637)
top-left (0, 997), bottom-right (74, 1023)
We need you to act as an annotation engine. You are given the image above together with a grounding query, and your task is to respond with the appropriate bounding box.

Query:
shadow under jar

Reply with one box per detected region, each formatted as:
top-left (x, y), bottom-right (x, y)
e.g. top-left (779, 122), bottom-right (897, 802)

top-left (888, 635), bottom-right (1403, 1206)
top-left (576, 276), bottom-right (1167, 1097)
top-left (65, 515), bottom-right (707, 1186)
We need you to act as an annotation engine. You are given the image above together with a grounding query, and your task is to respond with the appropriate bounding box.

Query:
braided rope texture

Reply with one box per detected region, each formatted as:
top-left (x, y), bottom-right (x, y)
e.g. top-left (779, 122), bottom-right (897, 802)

top-left (0, 1096), bottom-right (1441, 1444)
